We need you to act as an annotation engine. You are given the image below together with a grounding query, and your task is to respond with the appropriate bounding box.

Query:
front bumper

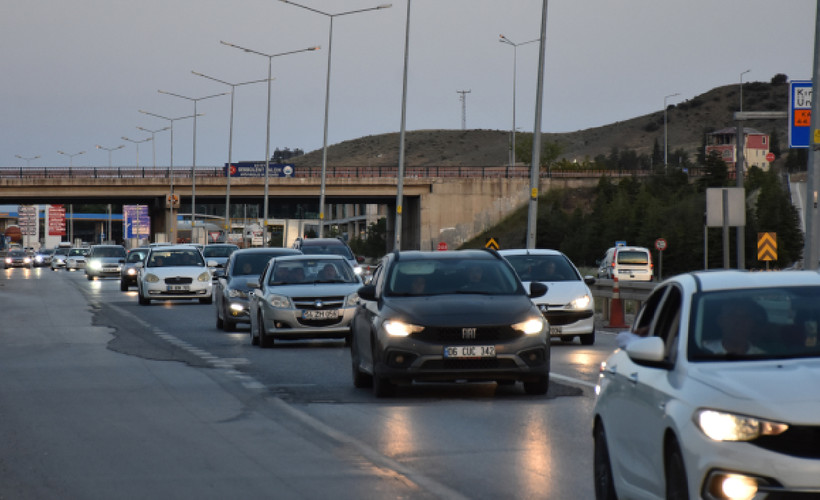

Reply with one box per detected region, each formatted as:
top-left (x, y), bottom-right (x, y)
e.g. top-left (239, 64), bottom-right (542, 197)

top-left (260, 304), bottom-right (355, 339)
top-left (142, 280), bottom-right (212, 300)
top-left (538, 307), bottom-right (595, 337)
top-left (225, 297), bottom-right (251, 324)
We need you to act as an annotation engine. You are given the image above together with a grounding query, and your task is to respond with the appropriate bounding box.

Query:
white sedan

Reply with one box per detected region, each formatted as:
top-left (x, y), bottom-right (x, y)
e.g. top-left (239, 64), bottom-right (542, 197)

top-left (136, 245), bottom-right (215, 305)
top-left (593, 270), bottom-right (820, 500)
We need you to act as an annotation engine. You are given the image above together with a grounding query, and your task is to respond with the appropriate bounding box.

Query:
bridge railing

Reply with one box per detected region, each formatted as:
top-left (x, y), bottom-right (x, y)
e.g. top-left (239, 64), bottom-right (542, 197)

top-left (0, 165), bottom-right (689, 180)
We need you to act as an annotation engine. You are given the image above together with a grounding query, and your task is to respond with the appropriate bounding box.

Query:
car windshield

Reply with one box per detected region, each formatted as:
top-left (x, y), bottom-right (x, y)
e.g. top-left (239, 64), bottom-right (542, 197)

top-left (299, 243), bottom-right (353, 260)
top-left (126, 251), bottom-right (147, 263)
top-left (9, 250), bottom-right (25, 257)
top-left (92, 247), bottom-right (126, 258)
top-left (147, 249), bottom-right (204, 268)
top-left (504, 254), bottom-right (580, 282)
top-left (268, 258), bottom-right (357, 285)
top-left (385, 258), bottom-right (522, 296)
top-left (68, 248), bottom-right (88, 256)
top-left (203, 245), bottom-right (237, 258)
top-left (689, 286), bottom-right (820, 361)
top-left (617, 250), bottom-right (649, 265)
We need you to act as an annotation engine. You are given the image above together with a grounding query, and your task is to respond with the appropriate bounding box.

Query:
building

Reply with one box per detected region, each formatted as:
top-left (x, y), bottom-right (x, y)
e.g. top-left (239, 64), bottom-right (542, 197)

top-left (705, 127), bottom-right (770, 176)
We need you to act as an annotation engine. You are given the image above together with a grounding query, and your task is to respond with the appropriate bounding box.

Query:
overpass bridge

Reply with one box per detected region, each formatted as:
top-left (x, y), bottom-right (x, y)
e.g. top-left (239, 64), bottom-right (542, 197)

top-left (0, 165), bottom-right (612, 249)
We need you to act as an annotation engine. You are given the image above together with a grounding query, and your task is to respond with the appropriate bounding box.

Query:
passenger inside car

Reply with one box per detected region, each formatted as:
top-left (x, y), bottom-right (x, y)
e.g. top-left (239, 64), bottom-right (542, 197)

top-left (703, 299), bottom-right (766, 355)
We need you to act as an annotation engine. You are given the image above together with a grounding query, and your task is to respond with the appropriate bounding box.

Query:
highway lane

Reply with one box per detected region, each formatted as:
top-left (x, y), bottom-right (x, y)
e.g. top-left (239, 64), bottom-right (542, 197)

top-left (2, 267), bottom-right (619, 499)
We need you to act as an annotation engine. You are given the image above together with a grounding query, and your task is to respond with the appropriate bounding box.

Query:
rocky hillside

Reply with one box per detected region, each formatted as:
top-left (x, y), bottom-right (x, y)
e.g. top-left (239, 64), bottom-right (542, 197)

top-left (290, 78), bottom-right (791, 168)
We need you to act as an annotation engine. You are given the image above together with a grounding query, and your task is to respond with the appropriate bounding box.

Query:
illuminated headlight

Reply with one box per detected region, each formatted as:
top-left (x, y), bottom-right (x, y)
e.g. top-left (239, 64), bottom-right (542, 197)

top-left (384, 320), bottom-right (424, 337)
top-left (229, 303), bottom-right (245, 312)
top-left (353, 266), bottom-right (363, 275)
top-left (346, 292), bottom-right (359, 306)
top-left (4, 258), bottom-right (10, 264)
top-left (227, 288), bottom-right (248, 299)
top-left (695, 409), bottom-right (788, 441)
top-left (512, 317), bottom-right (546, 335)
top-left (268, 294), bottom-right (292, 309)
top-left (144, 273), bottom-right (160, 283)
top-left (35, 256), bottom-right (44, 263)
top-left (24, 257), bottom-right (32, 264)
top-left (88, 260), bottom-right (102, 271)
top-left (569, 294), bottom-right (591, 310)
top-left (197, 272), bottom-right (211, 283)
top-left (127, 268), bottom-right (137, 276)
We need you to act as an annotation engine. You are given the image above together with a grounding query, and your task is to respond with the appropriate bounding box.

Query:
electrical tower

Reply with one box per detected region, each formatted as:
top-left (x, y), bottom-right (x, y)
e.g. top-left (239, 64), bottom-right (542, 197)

top-left (457, 89), bottom-right (471, 130)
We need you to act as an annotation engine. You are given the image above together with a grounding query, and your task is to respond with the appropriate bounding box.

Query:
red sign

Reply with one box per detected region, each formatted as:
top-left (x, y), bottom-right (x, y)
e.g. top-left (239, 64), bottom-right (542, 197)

top-left (48, 204), bottom-right (66, 236)
top-left (655, 238), bottom-right (667, 251)
top-left (765, 152), bottom-right (775, 162)
top-left (437, 241), bottom-right (448, 251)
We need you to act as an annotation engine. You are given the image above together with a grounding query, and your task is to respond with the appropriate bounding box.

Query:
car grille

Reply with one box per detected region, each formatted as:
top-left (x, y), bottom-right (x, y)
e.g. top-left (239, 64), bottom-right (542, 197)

top-left (165, 277), bottom-right (193, 285)
top-left (412, 326), bottom-right (522, 344)
top-left (292, 296), bottom-right (346, 309)
top-left (753, 425), bottom-right (820, 459)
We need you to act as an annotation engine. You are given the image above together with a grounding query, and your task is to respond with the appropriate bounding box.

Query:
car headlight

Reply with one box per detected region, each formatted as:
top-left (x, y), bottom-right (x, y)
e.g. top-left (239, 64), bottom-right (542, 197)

top-left (4, 258), bottom-right (10, 264)
top-left (227, 288), bottom-right (248, 299)
top-left (512, 317), bottom-right (546, 335)
top-left (383, 320), bottom-right (424, 337)
top-left (353, 266), bottom-right (363, 275)
top-left (24, 257), bottom-right (32, 264)
top-left (197, 272), bottom-right (210, 283)
top-left (88, 260), bottom-right (102, 270)
top-left (694, 409), bottom-right (788, 441)
top-left (346, 292), bottom-right (359, 306)
top-left (569, 294), bottom-right (591, 310)
top-left (268, 294), bottom-right (292, 309)
top-left (35, 256), bottom-right (44, 263)
top-left (127, 268), bottom-right (137, 276)
top-left (144, 273), bottom-right (160, 283)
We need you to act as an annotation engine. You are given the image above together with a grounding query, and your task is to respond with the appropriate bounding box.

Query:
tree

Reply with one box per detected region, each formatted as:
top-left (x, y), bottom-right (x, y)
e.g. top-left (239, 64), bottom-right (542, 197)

top-left (514, 134), bottom-right (563, 173)
top-left (699, 150), bottom-right (729, 189)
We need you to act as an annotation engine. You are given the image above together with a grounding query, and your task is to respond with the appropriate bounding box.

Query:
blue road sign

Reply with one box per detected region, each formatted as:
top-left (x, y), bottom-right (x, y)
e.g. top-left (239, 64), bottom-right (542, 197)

top-left (790, 80), bottom-right (812, 149)
top-left (223, 162), bottom-right (295, 178)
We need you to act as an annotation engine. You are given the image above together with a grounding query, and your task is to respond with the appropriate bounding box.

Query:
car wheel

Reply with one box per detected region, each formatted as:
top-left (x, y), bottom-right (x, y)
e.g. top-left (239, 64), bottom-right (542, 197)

top-left (120, 280), bottom-right (128, 291)
top-left (223, 317), bottom-right (237, 332)
top-left (199, 296), bottom-right (212, 304)
top-left (665, 439), bottom-right (689, 500)
top-left (372, 373), bottom-right (395, 398)
top-left (138, 288), bottom-right (150, 306)
top-left (258, 312), bottom-right (273, 348)
top-left (350, 337), bottom-right (372, 388)
top-left (86, 274), bottom-right (93, 281)
top-left (580, 331), bottom-right (596, 346)
top-left (593, 422), bottom-right (618, 500)
top-left (523, 375), bottom-right (549, 395)
top-left (249, 313), bottom-right (259, 346)
top-left (560, 335), bottom-right (576, 343)
top-left (216, 305), bottom-right (224, 329)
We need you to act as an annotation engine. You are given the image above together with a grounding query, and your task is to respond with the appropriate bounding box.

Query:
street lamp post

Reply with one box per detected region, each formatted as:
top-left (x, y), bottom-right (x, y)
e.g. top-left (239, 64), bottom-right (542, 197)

top-left (192, 71), bottom-right (272, 236)
top-left (15, 154), bottom-right (40, 167)
top-left (57, 150), bottom-right (85, 168)
top-left (136, 126), bottom-right (170, 169)
top-left (121, 136), bottom-right (152, 168)
top-left (663, 92), bottom-right (680, 174)
top-left (221, 41), bottom-right (319, 246)
top-left (158, 90), bottom-right (228, 233)
top-left (138, 110), bottom-right (200, 243)
top-left (279, 0), bottom-right (392, 237)
top-left (739, 69), bottom-right (751, 112)
top-left (95, 144), bottom-right (125, 168)
top-left (394, 0), bottom-right (412, 251)
top-left (499, 34), bottom-right (539, 169)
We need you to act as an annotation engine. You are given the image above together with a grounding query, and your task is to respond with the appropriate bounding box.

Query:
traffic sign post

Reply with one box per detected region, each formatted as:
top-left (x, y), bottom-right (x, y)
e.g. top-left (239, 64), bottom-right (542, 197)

top-left (655, 238), bottom-right (667, 280)
top-left (790, 80), bottom-right (812, 149)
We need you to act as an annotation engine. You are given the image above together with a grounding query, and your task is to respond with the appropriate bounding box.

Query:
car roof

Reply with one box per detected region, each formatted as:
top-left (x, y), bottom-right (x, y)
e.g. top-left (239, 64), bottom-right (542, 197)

top-left (392, 250), bottom-right (501, 262)
top-left (498, 248), bottom-right (564, 257)
top-left (274, 254), bottom-right (348, 262)
top-left (231, 248), bottom-right (301, 255)
top-left (673, 269), bottom-right (820, 293)
top-left (298, 238), bottom-right (347, 246)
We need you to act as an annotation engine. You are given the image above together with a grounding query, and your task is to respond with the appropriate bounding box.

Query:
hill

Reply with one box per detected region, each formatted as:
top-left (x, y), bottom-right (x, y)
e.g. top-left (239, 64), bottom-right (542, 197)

top-left (291, 78), bottom-right (790, 168)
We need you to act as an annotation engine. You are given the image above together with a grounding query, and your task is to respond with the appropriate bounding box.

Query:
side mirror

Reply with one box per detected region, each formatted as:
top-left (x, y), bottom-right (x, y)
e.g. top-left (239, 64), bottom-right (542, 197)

top-left (626, 337), bottom-right (666, 363)
top-left (529, 281), bottom-right (548, 298)
top-left (134, 262), bottom-right (144, 269)
top-left (584, 276), bottom-right (596, 285)
top-left (357, 284), bottom-right (377, 301)
top-left (206, 260), bottom-right (218, 268)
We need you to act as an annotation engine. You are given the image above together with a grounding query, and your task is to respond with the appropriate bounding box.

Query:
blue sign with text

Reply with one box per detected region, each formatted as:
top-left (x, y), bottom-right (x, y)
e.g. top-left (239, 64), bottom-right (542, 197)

top-left (223, 162), bottom-right (295, 178)
top-left (789, 80), bottom-right (812, 149)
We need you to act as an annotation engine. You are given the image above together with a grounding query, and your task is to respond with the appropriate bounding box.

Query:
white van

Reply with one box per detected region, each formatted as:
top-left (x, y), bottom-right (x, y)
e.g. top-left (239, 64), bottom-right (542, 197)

top-left (597, 246), bottom-right (654, 282)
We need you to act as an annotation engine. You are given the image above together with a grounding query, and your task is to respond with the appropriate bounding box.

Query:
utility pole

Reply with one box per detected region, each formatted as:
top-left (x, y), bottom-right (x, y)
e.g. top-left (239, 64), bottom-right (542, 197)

top-left (457, 89), bottom-right (471, 130)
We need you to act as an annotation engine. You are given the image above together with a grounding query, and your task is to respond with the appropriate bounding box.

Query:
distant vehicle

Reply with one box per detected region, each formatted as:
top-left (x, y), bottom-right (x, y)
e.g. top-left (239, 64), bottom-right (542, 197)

top-left (85, 245), bottom-right (127, 281)
top-left (120, 247), bottom-right (149, 291)
top-left (593, 270), bottom-right (820, 499)
top-left (136, 245), bottom-right (215, 305)
top-left (214, 247), bottom-right (302, 331)
top-left (350, 250), bottom-right (549, 397)
top-left (34, 248), bottom-right (54, 267)
top-left (597, 245), bottom-right (653, 282)
top-left (500, 248), bottom-right (596, 345)
top-left (5, 249), bottom-right (33, 268)
top-left (51, 246), bottom-right (70, 270)
top-left (292, 237), bottom-right (363, 275)
top-left (202, 243), bottom-right (239, 271)
top-left (65, 247), bottom-right (90, 272)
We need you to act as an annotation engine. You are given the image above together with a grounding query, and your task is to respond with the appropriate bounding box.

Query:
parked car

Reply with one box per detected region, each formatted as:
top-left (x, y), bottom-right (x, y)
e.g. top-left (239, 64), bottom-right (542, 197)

top-left (500, 249), bottom-right (596, 345)
top-left (597, 245), bottom-right (653, 281)
top-left (65, 247), bottom-right (90, 271)
top-left (136, 245), bottom-right (215, 305)
top-left (4, 249), bottom-right (33, 268)
top-left (85, 244), bottom-right (127, 280)
top-left (350, 250), bottom-right (549, 397)
top-left (292, 237), bottom-right (363, 275)
top-left (202, 243), bottom-right (239, 271)
top-left (33, 248), bottom-right (54, 267)
top-left (248, 254), bottom-right (362, 347)
top-left (214, 247), bottom-right (301, 331)
top-left (50, 246), bottom-right (70, 270)
top-left (593, 270), bottom-right (820, 500)
top-left (120, 247), bottom-right (149, 291)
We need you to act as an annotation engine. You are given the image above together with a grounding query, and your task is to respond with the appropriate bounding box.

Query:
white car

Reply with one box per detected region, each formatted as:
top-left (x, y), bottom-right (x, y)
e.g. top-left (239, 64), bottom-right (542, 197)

top-left (65, 247), bottom-right (89, 271)
top-left (499, 249), bottom-right (596, 345)
top-left (136, 245), bottom-right (215, 305)
top-left (593, 270), bottom-right (820, 500)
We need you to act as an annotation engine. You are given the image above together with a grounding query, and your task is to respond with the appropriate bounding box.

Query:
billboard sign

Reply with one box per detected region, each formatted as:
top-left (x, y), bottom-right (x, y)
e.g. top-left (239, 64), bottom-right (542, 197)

top-left (123, 205), bottom-right (150, 239)
top-left (224, 162), bottom-right (295, 178)
top-left (789, 80), bottom-right (812, 148)
top-left (48, 204), bottom-right (66, 236)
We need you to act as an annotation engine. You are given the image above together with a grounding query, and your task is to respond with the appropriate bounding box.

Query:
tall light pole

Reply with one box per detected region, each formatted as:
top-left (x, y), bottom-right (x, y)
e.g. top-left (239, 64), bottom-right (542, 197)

top-left (192, 71), bottom-right (272, 236)
top-left (279, 0), bottom-right (392, 238)
top-left (526, 0), bottom-right (549, 250)
top-left (158, 90), bottom-right (228, 232)
top-left (57, 150), bottom-right (85, 167)
top-left (136, 126), bottom-right (170, 169)
top-left (121, 136), bottom-right (152, 168)
top-left (15, 154), bottom-right (40, 167)
top-left (138, 110), bottom-right (200, 243)
top-left (499, 34), bottom-right (539, 169)
top-left (221, 41), bottom-right (319, 246)
top-left (95, 144), bottom-right (124, 168)
top-left (739, 69), bottom-right (751, 112)
top-left (663, 92), bottom-right (680, 174)
top-left (394, 0), bottom-right (412, 251)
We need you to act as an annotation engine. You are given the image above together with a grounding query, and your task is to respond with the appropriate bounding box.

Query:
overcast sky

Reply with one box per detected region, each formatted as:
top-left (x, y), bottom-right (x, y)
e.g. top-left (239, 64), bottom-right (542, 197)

top-left (2, 0), bottom-right (817, 168)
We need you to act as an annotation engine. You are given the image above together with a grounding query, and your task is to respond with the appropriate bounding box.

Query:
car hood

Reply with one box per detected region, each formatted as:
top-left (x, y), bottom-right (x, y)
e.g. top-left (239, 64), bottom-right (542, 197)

top-left (385, 295), bottom-right (537, 327)
top-left (521, 280), bottom-right (591, 306)
top-left (227, 275), bottom-right (262, 292)
top-left (267, 282), bottom-right (361, 297)
top-left (687, 359), bottom-right (820, 422)
top-left (144, 266), bottom-right (210, 279)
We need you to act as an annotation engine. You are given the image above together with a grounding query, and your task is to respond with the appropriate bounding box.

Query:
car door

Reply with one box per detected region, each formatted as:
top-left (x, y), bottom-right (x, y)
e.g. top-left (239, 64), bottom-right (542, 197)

top-left (249, 260), bottom-right (271, 330)
top-left (352, 258), bottom-right (386, 372)
top-left (215, 255), bottom-right (233, 315)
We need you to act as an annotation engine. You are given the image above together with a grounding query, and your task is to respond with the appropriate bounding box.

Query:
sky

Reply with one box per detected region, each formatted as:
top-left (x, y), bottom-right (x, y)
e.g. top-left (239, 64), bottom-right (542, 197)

top-left (2, 0), bottom-right (817, 169)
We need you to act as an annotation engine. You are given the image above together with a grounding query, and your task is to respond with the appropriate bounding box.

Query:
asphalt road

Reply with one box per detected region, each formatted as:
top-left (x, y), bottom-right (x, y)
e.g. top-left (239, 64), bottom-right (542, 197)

top-left (0, 266), bottom-right (620, 499)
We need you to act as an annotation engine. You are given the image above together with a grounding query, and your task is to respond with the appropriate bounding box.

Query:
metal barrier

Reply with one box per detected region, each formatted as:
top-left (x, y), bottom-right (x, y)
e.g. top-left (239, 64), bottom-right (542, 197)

top-left (589, 278), bottom-right (657, 326)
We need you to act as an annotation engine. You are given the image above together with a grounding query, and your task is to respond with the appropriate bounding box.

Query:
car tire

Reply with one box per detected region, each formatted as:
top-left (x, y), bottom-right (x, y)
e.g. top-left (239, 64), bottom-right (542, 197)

top-left (580, 331), bottom-right (596, 346)
top-left (372, 373), bottom-right (395, 398)
top-left (120, 280), bottom-right (128, 292)
top-left (593, 422), bottom-right (618, 500)
top-left (86, 274), bottom-right (93, 281)
top-left (199, 296), bottom-right (213, 305)
top-left (223, 317), bottom-right (237, 332)
top-left (258, 312), bottom-right (274, 348)
top-left (138, 289), bottom-right (150, 306)
top-left (523, 375), bottom-right (549, 395)
top-left (560, 335), bottom-right (576, 343)
top-left (216, 306), bottom-right (224, 329)
top-left (350, 336), bottom-right (373, 388)
top-left (249, 313), bottom-right (259, 346)
top-left (665, 439), bottom-right (689, 500)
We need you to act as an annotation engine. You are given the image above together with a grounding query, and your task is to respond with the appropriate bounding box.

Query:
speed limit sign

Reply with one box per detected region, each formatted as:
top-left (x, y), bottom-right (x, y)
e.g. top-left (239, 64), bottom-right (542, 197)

top-left (655, 238), bottom-right (667, 251)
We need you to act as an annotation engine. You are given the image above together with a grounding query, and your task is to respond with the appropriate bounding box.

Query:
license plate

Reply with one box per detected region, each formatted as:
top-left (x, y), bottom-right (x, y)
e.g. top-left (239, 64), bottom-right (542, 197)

top-left (167, 285), bottom-right (190, 291)
top-left (302, 309), bottom-right (340, 320)
top-left (549, 326), bottom-right (562, 335)
top-left (444, 345), bottom-right (496, 358)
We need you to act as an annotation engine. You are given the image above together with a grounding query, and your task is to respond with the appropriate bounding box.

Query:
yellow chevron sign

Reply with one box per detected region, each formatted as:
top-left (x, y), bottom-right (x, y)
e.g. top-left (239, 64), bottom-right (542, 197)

top-left (485, 238), bottom-right (499, 250)
top-left (757, 232), bottom-right (777, 261)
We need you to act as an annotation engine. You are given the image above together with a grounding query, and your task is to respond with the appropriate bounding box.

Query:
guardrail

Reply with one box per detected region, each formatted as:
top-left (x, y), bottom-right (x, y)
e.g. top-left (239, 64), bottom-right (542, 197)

top-left (588, 278), bottom-right (658, 325)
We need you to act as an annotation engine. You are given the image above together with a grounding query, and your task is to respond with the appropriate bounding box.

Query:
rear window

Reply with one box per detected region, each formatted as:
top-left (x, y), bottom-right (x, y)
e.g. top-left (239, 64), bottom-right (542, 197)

top-left (91, 246), bottom-right (126, 258)
top-left (617, 250), bottom-right (649, 265)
